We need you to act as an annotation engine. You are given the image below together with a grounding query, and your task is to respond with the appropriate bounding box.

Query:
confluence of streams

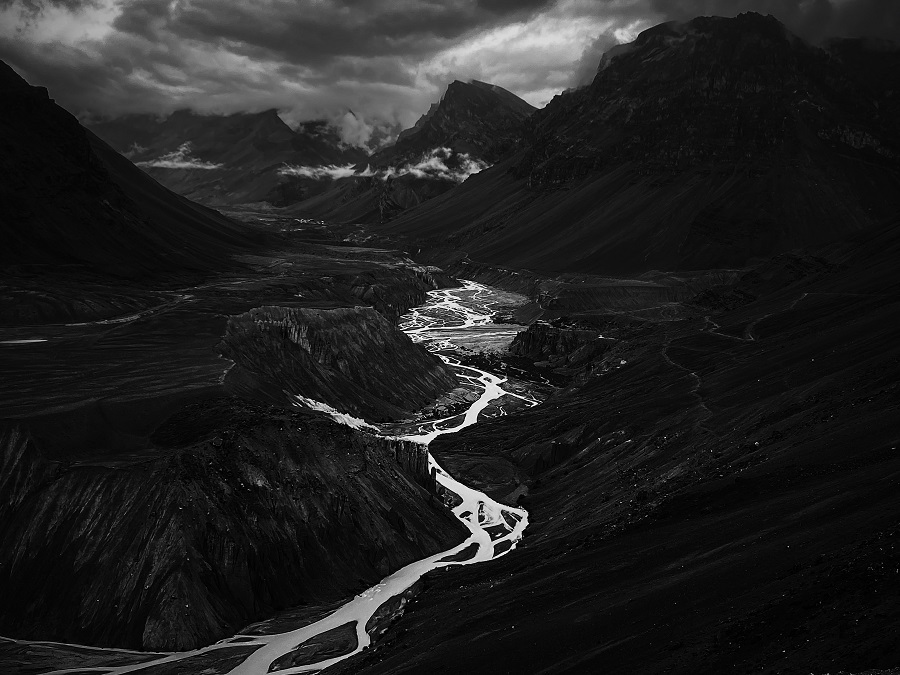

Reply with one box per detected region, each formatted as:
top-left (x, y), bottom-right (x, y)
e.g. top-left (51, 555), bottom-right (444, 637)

top-left (35, 280), bottom-right (540, 675)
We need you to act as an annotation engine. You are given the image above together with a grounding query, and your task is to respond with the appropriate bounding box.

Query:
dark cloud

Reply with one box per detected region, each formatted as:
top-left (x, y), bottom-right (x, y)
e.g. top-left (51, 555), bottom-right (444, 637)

top-left (117, 0), bottom-right (555, 64)
top-left (0, 0), bottom-right (98, 14)
top-left (1, 0), bottom-right (897, 137)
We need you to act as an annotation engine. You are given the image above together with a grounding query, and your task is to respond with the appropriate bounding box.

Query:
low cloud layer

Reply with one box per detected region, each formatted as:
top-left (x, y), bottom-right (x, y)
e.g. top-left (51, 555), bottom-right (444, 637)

top-left (279, 147), bottom-right (489, 183)
top-left (136, 142), bottom-right (222, 170)
top-left (278, 164), bottom-right (359, 180)
top-left (1, 0), bottom-right (896, 129)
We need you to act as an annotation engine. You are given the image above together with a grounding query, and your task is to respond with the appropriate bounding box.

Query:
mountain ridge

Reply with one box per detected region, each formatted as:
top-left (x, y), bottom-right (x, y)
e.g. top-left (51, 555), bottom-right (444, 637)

top-left (0, 59), bottom-right (257, 278)
top-left (381, 12), bottom-right (900, 274)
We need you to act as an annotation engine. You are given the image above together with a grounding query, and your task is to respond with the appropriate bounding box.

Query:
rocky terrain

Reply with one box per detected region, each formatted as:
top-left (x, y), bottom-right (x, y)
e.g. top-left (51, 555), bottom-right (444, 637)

top-left (0, 413), bottom-right (460, 651)
top-left (221, 305), bottom-right (457, 420)
top-left (331, 217), bottom-right (900, 675)
top-left (382, 13), bottom-right (900, 274)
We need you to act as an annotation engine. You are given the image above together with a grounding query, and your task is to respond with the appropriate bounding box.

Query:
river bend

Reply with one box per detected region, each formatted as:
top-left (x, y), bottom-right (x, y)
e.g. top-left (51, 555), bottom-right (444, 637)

top-left (31, 280), bottom-right (538, 675)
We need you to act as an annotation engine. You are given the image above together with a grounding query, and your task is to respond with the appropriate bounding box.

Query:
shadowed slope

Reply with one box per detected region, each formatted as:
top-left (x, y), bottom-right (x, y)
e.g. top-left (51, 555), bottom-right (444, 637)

top-left (0, 60), bottom-right (257, 278)
top-left (383, 14), bottom-right (900, 275)
top-left (333, 210), bottom-right (900, 674)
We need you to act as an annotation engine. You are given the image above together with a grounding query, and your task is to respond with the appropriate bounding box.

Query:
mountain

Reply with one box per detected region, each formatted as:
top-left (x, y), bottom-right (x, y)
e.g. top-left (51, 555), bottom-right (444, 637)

top-left (0, 60), bottom-right (257, 279)
top-left (369, 79), bottom-right (536, 169)
top-left (381, 13), bottom-right (900, 275)
top-left (88, 109), bottom-right (368, 207)
top-left (289, 79), bottom-right (536, 223)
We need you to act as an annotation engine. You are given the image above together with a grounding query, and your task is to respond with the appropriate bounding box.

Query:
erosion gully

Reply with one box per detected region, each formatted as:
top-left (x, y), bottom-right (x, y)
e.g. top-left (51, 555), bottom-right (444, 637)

top-left (33, 280), bottom-right (543, 675)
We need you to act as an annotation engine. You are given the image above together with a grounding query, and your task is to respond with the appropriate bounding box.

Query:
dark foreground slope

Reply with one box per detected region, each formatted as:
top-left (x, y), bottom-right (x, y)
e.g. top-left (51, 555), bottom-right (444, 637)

top-left (334, 215), bottom-right (900, 674)
top-left (0, 410), bottom-right (460, 651)
top-left (383, 13), bottom-right (900, 275)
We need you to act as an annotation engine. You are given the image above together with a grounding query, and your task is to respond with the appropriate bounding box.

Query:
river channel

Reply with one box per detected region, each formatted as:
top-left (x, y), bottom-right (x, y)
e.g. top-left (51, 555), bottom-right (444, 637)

top-left (34, 280), bottom-right (542, 675)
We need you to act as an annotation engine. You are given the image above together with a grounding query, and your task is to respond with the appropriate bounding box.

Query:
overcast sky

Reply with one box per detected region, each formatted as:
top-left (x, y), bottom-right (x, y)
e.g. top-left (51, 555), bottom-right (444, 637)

top-left (1, 0), bottom-right (897, 145)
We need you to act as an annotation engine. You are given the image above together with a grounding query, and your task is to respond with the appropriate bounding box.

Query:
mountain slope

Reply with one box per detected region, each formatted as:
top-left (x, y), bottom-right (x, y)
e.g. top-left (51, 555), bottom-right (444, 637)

top-left (89, 110), bottom-right (367, 206)
top-left (369, 79), bottom-right (535, 169)
top-left (383, 13), bottom-right (900, 274)
top-left (0, 60), bottom-right (257, 278)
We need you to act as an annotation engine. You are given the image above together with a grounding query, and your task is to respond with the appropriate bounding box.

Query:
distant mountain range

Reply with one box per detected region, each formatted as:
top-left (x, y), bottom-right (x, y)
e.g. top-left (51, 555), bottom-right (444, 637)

top-left (87, 109), bottom-right (368, 207)
top-left (383, 12), bottom-right (900, 274)
top-left (87, 79), bottom-right (537, 220)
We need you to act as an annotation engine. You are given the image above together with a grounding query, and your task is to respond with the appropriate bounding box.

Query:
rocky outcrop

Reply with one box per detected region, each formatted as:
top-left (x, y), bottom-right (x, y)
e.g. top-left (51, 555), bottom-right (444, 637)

top-left (509, 322), bottom-right (613, 369)
top-left (221, 306), bottom-right (457, 420)
top-left (345, 263), bottom-right (451, 322)
top-left (0, 407), bottom-right (464, 651)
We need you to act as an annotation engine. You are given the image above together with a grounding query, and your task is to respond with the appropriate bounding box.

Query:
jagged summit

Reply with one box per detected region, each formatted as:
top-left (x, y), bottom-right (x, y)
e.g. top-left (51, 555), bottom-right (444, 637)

top-left (370, 78), bottom-right (535, 169)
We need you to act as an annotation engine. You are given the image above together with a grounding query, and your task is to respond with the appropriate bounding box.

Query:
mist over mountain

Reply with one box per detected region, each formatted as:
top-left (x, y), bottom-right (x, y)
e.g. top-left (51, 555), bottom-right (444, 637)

top-left (88, 109), bottom-right (368, 207)
top-left (285, 78), bottom-right (537, 222)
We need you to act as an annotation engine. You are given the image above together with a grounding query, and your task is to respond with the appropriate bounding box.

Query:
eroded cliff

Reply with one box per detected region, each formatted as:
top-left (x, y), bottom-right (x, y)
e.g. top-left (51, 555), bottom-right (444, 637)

top-left (0, 406), bottom-right (462, 651)
top-left (221, 305), bottom-right (456, 421)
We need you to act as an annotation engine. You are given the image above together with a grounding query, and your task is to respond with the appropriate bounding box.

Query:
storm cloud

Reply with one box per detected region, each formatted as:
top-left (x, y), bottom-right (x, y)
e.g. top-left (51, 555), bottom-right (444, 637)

top-left (0, 0), bottom-right (896, 142)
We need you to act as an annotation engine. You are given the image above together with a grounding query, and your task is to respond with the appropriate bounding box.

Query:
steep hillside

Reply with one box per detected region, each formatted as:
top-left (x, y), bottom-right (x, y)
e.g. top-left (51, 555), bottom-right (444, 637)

top-left (383, 13), bottom-right (900, 275)
top-left (0, 60), bottom-right (257, 278)
top-left (89, 110), bottom-right (367, 206)
top-left (335, 220), bottom-right (900, 675)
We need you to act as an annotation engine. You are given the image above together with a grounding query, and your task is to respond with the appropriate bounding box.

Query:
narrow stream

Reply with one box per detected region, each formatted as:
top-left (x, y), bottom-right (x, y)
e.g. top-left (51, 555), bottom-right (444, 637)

top-left (35, 280), bottom-right (539, 675)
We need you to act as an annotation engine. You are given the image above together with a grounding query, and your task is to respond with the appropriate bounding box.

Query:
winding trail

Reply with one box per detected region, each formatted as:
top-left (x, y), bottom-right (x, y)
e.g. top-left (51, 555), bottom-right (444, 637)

top-left (30, 280), bottom-right (538, 675)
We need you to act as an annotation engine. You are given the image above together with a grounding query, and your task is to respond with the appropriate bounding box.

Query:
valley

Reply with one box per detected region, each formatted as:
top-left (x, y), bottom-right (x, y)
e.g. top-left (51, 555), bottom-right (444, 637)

top-left (2, 8), bottom-right (900, 674)
top-left (0, 280), bottom-right (546, 674)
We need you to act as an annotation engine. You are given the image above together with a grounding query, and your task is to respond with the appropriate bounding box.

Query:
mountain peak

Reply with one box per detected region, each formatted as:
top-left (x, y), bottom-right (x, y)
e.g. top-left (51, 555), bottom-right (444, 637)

top-left (379, 78), bottom-right (534, 165)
